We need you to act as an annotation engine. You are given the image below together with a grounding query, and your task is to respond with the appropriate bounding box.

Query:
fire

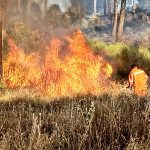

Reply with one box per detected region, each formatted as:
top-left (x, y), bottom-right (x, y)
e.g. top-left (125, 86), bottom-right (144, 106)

top-left (3, 30), bottom-right (112, 97)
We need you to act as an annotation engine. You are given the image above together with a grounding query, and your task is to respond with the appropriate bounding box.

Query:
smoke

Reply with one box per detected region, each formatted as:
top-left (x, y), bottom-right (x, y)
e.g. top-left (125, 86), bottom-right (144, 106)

top-left (137, 0), bottom-right (150, 10)
top-left (3, 0), bottom-right (150, 47)
top-left (47, 0), bottom-right (71, 12)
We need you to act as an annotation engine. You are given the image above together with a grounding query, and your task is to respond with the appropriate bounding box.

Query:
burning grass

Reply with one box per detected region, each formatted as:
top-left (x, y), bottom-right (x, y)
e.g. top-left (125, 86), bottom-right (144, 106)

top-left (1, 24), bottom-right (150, 149)
top-left (0, 93), bottom-right (150, 150)
top-left (3, 30), bottom-right (112, 98)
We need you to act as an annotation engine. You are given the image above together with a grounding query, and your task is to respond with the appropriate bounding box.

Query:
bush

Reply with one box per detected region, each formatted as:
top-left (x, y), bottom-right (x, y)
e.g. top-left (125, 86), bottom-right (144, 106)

top-left (3, 22), bottom-right (42, 55)
top-left (88, 39), bottom-right (150, 78)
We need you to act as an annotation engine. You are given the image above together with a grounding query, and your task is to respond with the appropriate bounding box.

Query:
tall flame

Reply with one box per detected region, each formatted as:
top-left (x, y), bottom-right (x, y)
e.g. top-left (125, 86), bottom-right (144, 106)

top-left (3, 30), bottom-right (112, 97)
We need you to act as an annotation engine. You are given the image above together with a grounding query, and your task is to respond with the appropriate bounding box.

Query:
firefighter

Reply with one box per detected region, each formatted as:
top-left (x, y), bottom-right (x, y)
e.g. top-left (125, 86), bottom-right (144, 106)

top-left (128, 64), bottom-right (148, 96)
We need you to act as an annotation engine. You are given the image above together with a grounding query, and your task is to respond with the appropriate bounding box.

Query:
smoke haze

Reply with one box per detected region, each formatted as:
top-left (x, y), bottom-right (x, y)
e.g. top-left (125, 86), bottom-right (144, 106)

top-left (47, 0), bottom-right (71, 12)
top-left (2, 0), bottom-right (150, 46)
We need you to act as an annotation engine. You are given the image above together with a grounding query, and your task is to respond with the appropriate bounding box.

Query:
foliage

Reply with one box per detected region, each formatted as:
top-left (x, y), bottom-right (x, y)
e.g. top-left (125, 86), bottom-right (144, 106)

top-left (3, 22), bottom-right (42, 55)
top-left (88, 39), bottom-right (128, 57)
top-left (66, 4), bottom-right (85, 23)
top-left (46, 4), bottom-right (62, 26)
top-left (88, 38), bottom-right (150, 78)
top-left (0, 93), bottom-right (150, 149)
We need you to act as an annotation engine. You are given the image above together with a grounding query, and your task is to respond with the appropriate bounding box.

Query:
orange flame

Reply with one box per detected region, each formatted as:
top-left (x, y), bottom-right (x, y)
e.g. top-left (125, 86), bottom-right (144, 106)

top-left (3, 31), bottom-right (112, 97)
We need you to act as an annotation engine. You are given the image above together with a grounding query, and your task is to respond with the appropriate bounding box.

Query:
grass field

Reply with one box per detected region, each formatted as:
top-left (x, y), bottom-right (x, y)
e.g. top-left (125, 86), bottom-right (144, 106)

top-left (0, 93), bottom-right (150, 150)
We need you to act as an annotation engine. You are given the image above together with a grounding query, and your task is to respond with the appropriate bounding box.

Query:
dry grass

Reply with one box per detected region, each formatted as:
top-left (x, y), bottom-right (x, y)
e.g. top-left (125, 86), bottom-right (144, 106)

top-left (0, 93), bottom-right (150, 150)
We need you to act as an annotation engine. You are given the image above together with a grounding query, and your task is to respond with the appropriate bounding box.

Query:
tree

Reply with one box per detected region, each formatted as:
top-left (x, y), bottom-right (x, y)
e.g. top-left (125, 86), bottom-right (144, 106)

top-left (0, 19), bottom-right (2, 79)
top-left (27, 0), bottom-right (31, 24)
top-left (104, 0), bottom-right (107, 15)
top-left (112, 0), bottom-right (118, 38)
top-left (17, 0), bottom-right (22, 19)
top-left (107, 0), bottom-right (112, 15)
top-left (44, 0), bottom-right (48, 18)
top-left (117, 0), bottom-right (126, 41)
top-left (132, 0), bottom-right (135, 13)
top-left (0, 0), bottom-right (8, 78)
top-left (94, 0), bottom-right (97, 15)
top-left (30, 2), bottom-right (42, 27)
top-left (67, 4), bottom-right (84, 23)
top-left (46, 4), bottom-right (62, 26)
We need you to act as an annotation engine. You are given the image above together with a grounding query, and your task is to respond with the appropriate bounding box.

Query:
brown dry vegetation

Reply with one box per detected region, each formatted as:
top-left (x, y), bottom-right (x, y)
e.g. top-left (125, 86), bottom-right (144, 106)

top-left (0, 93), bottom-right (150, 150)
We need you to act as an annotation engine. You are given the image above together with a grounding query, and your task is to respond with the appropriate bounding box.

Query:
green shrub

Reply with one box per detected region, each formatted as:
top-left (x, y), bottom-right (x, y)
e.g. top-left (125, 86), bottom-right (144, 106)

top-left (88, 39), bottom-right (150, 78)
top-left (138, 46), bottom-right (150, 71)
top-left (88, 38), bottom-right (128, 57)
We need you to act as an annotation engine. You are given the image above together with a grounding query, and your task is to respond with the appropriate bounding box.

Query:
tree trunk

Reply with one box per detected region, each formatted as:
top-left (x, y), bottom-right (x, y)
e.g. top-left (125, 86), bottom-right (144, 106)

top-left (117, 0), bottom-right (126, 41)
top-left (132, 0), bottom-right (135, 17)
top-left (107, 0), bottom-right (111, 15)
top-left (44, 0), bottom-right (48, 17)
top-left (27, 0), bottom-right (31, 24)
top-left (94, 0), bottom-right (97, 15)
top-left (0, 0), bottom-right (7, 79)
top-left (77, 0), bottom-right (80, 17)
top-left (104, 0), bottom-right (107, 15)
top-left (17, 0), bottom-right (22, 19)
top-left (0, 20), bottom-right (2, 79)
top-left (112, 0), bottom-right (118, 39)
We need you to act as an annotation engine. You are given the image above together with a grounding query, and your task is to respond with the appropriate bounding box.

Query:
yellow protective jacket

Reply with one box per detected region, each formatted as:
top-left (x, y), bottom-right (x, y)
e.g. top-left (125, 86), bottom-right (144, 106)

top-left (129, 68), bottom-right (148, 96)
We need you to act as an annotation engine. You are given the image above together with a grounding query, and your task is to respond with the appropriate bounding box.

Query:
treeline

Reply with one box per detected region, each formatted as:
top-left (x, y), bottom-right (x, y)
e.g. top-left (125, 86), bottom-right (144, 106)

top-left (2, 0), bottom-right (85, 29)
top-left (2, 0), bottom-right (150, 40)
